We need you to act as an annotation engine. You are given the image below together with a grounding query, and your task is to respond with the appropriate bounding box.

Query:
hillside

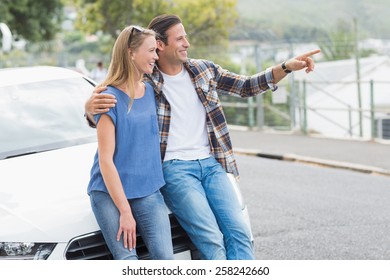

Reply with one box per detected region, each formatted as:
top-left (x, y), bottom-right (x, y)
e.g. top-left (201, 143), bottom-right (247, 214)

top-left (236, 0), bottom-right (390, 40)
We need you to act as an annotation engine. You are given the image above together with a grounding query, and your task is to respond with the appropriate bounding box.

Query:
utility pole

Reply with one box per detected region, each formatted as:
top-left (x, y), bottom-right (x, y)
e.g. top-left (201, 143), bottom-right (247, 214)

top-left (288, 41), bottom-right (296, 129)
top-left (255, 44), bottom-right (264, 130)
top-left (353, 17), bottom-right (363, 137)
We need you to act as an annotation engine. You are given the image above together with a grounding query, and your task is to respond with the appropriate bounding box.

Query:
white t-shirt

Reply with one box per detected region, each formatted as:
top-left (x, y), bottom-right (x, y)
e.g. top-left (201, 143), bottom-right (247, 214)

top-left (161, 67), bottom-right (211, 161)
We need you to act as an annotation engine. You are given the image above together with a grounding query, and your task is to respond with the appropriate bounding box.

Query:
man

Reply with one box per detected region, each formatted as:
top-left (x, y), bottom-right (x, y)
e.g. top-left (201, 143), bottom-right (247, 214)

top-left (85, 14), bottom-right (320, 260)
top-left (90, 61), bottom-right (108, 84)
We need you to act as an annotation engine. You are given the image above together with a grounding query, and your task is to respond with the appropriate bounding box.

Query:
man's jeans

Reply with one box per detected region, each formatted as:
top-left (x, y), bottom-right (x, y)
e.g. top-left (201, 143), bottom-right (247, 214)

top-left (161, 156), bottom-right (254, 260)
top-left (90, 190), bottom-right (174, 260)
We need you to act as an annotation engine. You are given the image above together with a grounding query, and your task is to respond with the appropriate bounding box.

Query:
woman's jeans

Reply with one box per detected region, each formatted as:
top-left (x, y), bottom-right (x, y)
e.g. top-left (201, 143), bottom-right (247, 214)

top-left (89, 190), bottom-right (174, 260)
top-left (161, 156), bottom-right (254, 260)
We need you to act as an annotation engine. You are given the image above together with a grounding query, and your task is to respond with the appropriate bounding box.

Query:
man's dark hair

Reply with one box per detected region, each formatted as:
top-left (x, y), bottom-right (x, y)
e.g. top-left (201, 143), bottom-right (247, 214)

top-left (147, 14), bottom-right (182, 45)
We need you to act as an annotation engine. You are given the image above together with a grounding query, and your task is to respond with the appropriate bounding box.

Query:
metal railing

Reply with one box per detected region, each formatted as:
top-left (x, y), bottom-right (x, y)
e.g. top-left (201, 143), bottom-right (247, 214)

top-left (297, 80), bottom-right (390, 139)
top-left (221, 79), bottom-right (390, 140)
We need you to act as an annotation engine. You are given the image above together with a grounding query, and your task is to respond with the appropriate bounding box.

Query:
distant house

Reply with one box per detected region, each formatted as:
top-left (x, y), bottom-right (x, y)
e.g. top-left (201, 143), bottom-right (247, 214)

top-left (293, 56), bottom-right (390, 139)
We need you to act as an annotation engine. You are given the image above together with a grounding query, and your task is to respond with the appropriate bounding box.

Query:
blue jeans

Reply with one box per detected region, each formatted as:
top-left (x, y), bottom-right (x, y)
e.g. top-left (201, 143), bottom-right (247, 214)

top-left (89, 190), bottom-right (174, 260)
top-left (161, 156), bottom-right (254, 260)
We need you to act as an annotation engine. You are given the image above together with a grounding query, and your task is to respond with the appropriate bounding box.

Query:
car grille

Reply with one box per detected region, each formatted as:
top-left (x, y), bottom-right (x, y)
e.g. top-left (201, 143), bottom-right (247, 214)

top-left (65, 215), bottom-right (199, 260)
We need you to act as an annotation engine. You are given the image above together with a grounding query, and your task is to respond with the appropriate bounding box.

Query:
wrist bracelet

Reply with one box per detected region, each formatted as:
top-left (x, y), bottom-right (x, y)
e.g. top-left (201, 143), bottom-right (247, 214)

top-left (281, 61), bottom-right (292, 74)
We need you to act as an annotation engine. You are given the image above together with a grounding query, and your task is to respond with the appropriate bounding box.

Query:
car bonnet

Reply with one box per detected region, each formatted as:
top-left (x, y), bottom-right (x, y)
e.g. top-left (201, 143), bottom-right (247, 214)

top-left (0, 142), bottom-right (100, 243)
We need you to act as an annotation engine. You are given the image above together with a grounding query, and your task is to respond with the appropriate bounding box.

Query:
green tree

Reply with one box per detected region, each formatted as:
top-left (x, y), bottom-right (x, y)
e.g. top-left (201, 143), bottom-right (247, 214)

top-left (317, 19), bottom-right (355, 61)
top-left (74, 0), bottom-right (170, 38)
top-left (171, 0), bottom-right (237, 47)
top-left (0, 0), bottom-right (63, 42)
top-left (74, 0), bottom-right (237, 50)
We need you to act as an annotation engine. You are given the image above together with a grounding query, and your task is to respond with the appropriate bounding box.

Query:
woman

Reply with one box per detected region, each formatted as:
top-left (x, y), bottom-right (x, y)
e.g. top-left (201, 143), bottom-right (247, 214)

top-left (87, 25), bottom-right (173, 260)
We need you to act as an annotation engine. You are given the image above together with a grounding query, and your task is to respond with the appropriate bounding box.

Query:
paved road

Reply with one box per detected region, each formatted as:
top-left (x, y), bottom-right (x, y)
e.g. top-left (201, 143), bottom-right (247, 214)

top-left (229, 128), bottom-right (390, 176)
top-left (236, 154), bottom-right (390, 260)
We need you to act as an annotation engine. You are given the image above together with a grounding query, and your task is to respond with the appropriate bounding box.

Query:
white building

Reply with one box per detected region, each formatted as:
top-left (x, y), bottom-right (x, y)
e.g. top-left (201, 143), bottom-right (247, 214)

top-left (293, 56), bottom-right (390, 140)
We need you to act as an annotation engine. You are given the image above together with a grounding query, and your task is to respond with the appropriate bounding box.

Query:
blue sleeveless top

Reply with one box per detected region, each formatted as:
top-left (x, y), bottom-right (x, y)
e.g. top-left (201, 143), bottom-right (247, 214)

top-left (87, 83), bottom-right (165, 199)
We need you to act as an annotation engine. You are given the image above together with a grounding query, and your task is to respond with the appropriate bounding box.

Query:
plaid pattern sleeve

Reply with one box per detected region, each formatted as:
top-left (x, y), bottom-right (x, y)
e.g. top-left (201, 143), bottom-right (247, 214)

top-left (145, 73), bottom-right (170, 162)
top-left (149, 59), bottom-right (276, 179)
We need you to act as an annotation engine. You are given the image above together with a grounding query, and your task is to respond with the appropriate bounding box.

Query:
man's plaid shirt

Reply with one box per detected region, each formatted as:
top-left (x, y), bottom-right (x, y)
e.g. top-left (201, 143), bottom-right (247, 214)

top-left (146, 59), bottom-right (276, 179)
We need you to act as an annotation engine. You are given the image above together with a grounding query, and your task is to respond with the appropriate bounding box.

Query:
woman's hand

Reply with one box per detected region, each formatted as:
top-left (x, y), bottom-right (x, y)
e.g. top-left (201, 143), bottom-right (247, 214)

top-left (117, 211), bottom-right (137, 251)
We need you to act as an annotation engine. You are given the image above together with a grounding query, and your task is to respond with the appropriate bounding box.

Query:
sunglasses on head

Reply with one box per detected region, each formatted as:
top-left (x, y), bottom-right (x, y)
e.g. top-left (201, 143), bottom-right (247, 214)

top-left (127, 26), bottom-right (144, 48)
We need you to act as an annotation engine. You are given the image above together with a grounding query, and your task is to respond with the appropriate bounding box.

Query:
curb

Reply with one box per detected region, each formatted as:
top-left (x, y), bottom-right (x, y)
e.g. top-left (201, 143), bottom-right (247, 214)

top-left (234, 148), bottom-right (390, 177)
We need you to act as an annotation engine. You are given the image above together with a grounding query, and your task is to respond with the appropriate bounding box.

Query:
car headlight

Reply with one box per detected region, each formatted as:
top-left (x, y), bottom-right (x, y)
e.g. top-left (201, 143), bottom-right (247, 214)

top-left (0, 242), bottom-right (56, 260)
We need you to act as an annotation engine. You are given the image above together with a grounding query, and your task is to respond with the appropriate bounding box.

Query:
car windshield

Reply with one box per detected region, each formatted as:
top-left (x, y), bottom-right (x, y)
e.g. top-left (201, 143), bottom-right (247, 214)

top-left (0, 77), bottom-right (97, 159)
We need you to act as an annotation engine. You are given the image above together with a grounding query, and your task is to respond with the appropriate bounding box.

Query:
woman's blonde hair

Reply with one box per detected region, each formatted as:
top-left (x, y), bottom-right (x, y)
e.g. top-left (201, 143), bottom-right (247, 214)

top-left (100, 25), bottom-right (155, 111)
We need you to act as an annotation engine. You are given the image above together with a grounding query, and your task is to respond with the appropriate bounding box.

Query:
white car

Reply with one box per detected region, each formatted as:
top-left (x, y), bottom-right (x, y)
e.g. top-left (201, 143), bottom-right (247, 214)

top-left (0, 66), bottom-right (252, 260)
